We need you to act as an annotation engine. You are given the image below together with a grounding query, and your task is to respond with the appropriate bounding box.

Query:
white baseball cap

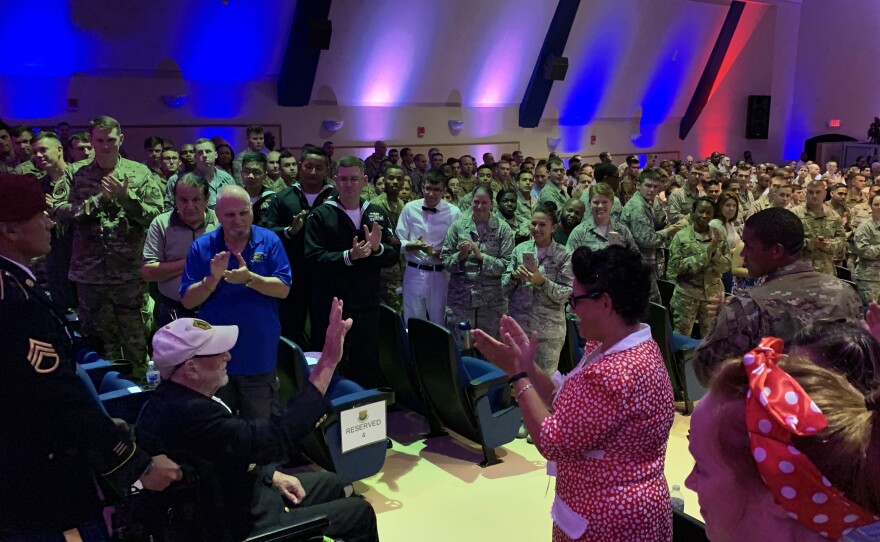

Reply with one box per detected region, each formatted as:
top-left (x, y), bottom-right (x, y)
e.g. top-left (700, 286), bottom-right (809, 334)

top-left (152, 318), bottom-right (239, 373)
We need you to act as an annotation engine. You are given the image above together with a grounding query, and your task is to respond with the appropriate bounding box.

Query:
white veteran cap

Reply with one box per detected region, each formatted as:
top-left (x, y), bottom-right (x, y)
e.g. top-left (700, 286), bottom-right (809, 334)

top-left (152, 318), bottom-right (238, 372)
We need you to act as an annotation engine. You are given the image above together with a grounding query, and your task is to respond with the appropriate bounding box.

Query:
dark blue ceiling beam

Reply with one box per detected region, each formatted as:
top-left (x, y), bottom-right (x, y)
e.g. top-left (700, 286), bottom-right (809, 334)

top-left (679, 0), bottom-right (745, 140)
top-left (277, 0), bottom-right (332, 107)
top-left (519, 0), bottom-right (582, 128)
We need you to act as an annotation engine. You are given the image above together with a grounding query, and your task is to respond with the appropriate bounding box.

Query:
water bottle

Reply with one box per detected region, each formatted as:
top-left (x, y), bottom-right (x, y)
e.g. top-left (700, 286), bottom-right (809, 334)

top-left (458, 321), bottom-right (474, 353)
top-left (145, 360), bottom-right (160, 390)
top-left (670, 484), bottom-right (685, 513)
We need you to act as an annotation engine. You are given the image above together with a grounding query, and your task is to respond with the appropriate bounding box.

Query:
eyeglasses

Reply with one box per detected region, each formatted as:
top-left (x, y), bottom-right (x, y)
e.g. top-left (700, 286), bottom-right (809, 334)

top-left (567, 290), bottom-right (604, 308)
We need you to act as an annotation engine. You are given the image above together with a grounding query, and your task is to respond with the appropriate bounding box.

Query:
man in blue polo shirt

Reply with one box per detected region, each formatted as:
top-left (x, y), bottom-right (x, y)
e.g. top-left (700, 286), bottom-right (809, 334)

top-left (180, 185), bottom-right (291, 419)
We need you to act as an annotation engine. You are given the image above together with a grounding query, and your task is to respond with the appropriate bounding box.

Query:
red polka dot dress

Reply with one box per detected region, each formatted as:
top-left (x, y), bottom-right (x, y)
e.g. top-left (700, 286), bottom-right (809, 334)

top-left (539, 326), bottom-right (676, 541)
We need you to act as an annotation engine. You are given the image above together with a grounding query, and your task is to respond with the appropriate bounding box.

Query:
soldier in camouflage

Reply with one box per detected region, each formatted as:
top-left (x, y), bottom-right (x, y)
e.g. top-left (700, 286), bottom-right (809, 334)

top-left (854, 192), bottom-right (880, 306)
top-left (502, 202), bottom-right (573, 375)
top-left (567, 182), bottom-right (637, 253)
top-left (791, 179), bottom-right (846, 275)
top-left (56, 116), bottom-right (164, 377)
top-left (370, 164), bottom-right (406, 312)
top-left (667, 164), bottom-right (707, 224)
top-left (538, 157), bottom-right (569, 214)
top-left (441, 185), bottom-right (514, 344)
top-left (621, 171), bottom-right (687, 302)
top-left (693, 208), bottom-right (862, 385)
top-left (666, 197), bottom-right (730, 337)
top-left (847, 184), bottom-right (880, 269)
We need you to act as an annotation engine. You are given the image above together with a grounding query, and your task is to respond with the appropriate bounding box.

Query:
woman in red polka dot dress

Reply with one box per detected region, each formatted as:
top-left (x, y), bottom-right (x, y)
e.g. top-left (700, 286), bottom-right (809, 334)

top-left (474, 246), bottom-right (675, 541)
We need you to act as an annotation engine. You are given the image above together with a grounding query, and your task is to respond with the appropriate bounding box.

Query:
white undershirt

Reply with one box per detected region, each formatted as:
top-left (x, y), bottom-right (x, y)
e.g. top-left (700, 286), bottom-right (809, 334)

top-left (304, 192), bottom-right (320, 206)
top-left (344, 208), bottom-right (362, 230)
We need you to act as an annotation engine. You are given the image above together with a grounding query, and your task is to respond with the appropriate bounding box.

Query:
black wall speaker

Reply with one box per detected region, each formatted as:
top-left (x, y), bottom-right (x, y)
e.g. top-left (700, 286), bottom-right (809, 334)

top-left (542, 56), bottom-right (569, 81)
top-left (307, 19), bottom-right (332, 50)
top-left (746, 95), bottom-right (771, 139)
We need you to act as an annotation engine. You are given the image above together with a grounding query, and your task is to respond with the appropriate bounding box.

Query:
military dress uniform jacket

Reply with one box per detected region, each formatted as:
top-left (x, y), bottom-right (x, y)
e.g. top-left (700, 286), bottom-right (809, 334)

top-left (692, 260), bottom-right (862, 384)
top-left (0, 257), bottom-right (150, 534)
top-left (262, 183), bottom-right (336, 277)
top-left (666, 225), bottom-right (729, 300)
top-left (502, 239), bottom-right (573, 340)
top-left (60, 157), bottom-right (164, 284)
top-left (441, 215), bottom-right (514, 310)
top-left (136, 380), bottom-right (331, 541)
top-left (304, 197), bottom-right (399, 310)
top-left (792, 204), bottom-right (846, 275)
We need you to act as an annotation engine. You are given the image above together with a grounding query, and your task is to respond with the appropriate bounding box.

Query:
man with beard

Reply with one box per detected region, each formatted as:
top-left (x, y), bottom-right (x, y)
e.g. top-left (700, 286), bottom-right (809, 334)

top-left (551, 198), bottom-right (586, 245)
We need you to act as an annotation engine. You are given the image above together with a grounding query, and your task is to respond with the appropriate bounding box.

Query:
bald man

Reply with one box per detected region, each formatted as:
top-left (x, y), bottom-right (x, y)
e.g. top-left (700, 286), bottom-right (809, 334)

top-left (180, 186), bottom-right (292, 419)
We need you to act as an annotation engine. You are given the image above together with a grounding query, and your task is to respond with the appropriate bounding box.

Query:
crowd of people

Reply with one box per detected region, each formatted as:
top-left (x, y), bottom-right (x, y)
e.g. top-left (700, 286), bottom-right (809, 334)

top-left (4, 113), bottom-right (880, 541)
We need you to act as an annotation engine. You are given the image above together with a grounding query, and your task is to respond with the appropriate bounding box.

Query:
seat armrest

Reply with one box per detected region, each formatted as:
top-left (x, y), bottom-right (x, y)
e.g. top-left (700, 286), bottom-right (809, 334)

top-left (467, 372), bottom-right (508, 401)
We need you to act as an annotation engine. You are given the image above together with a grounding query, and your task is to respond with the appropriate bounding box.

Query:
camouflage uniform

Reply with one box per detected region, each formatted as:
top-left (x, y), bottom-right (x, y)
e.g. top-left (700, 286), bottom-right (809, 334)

top-left (566, 218), bottom-right (637, 253)
top-left (502, 239), bottom-right (573, 375)
top-left (514, 192), bottom-right (537, 240)
top-left (493, 209), bottom-right (519, 236)
top-left (59, 157), bottom-right (164, 376)
top-left (737, 189), bottom-right (755, 222)
top-left (848, 201), bottom-right (873, 269)
top-left (854, 218), bottom-right (880, 306)
top-left (692, 261), bottom-right (862, 384)
top-left (458, 175), bottom-right (478, 197)
top-left (621, 191), bottom-right (671, 303)
top-left (667, 186), bottom-right (702, 224)
top-left (370, 192), bottom-right (405, 312)
top-left (538, 182), bottom-right (569, 214)
top-left (441, 215), bottom-right (514, 344)
top-left (666, 225), bottom-right (729, 337)
top-left (792, 204), bottom-right (845, 275)
top-left (13, 160), bottom-right (40, 176)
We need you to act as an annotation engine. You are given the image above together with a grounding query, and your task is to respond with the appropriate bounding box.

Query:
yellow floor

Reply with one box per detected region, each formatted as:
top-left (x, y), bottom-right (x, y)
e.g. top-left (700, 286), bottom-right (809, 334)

top-left (350, 409), bottom-right (700, 541)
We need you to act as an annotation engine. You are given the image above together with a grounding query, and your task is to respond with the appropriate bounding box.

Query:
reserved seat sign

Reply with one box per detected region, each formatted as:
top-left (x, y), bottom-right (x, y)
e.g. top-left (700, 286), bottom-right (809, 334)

top-left (340, 400), bottom-right (387, 453)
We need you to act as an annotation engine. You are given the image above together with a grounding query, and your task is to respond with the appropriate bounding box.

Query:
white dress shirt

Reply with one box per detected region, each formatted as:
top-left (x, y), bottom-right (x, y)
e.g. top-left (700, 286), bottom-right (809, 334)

top-left (396, 199), bottom-right (462, 265)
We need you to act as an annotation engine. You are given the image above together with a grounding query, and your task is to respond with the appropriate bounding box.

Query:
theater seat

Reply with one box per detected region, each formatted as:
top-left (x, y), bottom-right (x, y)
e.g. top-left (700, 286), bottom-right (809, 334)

top-left (98, 370), bottom-right (153, 423)
top-left (645, 302), bottom-right (705, 415)
top-left (277, 337), bottom-right (394, 485)
top-left (406, 317), bottom-right (521, 467)
top-left (75, 348), bottom-right (133, 390)
top-left (377, 303), bottom-right (444, 435)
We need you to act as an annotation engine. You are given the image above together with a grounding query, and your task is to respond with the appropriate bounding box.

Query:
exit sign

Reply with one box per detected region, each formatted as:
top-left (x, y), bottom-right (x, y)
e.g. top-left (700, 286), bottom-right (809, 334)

top-left (828, 119), bottom-right (841, 128)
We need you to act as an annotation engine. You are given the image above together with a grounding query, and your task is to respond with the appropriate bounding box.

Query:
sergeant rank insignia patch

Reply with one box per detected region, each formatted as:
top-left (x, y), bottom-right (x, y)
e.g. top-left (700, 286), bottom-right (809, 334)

top-left (28, 339), bottom-right (60, 373)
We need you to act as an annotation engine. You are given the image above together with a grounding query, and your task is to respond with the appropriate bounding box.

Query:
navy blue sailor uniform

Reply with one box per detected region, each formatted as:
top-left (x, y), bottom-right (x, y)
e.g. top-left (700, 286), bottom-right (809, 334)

top-left (260, 182), bottom-right (337, 349)
top-left (304, 197), bottom-right (399, 388)
top-left (0, 256), bottom-right (151, 537)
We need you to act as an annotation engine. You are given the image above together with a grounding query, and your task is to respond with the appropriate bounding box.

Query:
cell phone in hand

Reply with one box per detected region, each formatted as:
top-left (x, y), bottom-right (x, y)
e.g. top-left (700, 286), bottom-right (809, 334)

top-left (608, 231), bottom-right (622, 246)
top-left (522, 252), bottom-right (537, 272)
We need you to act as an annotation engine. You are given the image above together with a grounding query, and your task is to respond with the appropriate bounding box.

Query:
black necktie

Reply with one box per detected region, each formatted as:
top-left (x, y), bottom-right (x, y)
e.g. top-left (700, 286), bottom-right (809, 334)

top-left (422, 206), bottom-right (437, 213)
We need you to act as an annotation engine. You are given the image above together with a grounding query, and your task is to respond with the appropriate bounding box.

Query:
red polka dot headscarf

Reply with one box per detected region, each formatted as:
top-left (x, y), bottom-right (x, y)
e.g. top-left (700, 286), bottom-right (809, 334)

top-left (744, 337), bottom-right (879, 539)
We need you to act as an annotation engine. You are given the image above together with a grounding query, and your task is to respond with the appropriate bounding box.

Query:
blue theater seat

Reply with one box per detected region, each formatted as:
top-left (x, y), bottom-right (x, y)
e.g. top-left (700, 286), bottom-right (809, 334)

top-left (406, 317), bottom-right (521, 467)
top-left (277, 337), bottom-right (394, 485)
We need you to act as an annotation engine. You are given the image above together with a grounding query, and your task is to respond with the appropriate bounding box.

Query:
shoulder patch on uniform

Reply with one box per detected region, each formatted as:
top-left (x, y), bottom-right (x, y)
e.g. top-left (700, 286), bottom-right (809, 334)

top-left (28, 339), bottom-right (60, 373)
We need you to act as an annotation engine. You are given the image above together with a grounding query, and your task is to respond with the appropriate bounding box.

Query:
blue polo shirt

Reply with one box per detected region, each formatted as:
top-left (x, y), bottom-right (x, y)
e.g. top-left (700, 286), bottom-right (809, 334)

top-left (180, 225), bottom-right (292, 375)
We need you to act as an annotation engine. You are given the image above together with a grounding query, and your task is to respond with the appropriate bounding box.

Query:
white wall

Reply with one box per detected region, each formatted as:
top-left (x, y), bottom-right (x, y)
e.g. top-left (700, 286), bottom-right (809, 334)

top-left (6, 0), bottom-right (850, 164)
top-left (787, 0), bottom-right (880, 160)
